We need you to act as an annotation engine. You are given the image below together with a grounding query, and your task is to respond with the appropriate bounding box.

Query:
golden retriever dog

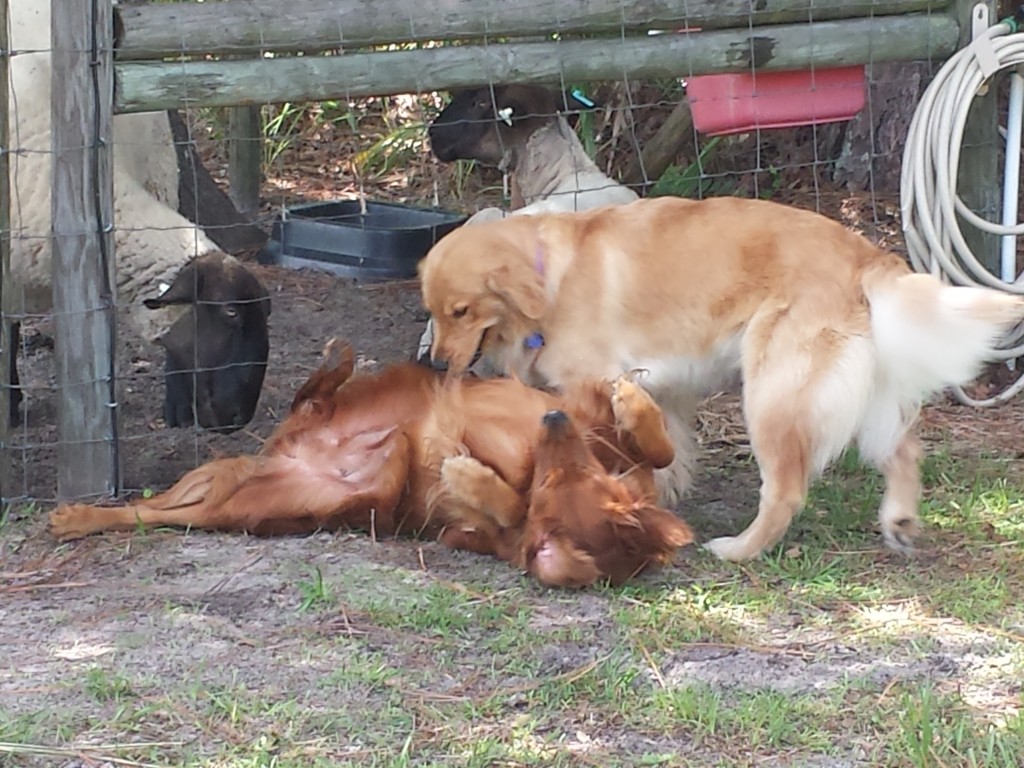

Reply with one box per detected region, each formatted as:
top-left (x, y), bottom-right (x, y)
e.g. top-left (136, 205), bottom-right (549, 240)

top-left (419, 196), bottom-right (1024, 562)
top-left (49, 340), bottom-right (692, 588)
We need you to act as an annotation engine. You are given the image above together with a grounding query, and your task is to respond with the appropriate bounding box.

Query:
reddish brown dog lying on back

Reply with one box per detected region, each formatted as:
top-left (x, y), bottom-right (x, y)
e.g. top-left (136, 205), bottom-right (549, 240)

top-left (49, 340), bottom-right (692, 588)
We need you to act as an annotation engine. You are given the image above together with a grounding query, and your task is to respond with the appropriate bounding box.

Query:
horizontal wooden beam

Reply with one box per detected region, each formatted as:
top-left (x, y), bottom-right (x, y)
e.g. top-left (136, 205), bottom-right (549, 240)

top-left (115, 14), bottom-right (959, 113)
top-left (115, 0), bottom-right (954, 60)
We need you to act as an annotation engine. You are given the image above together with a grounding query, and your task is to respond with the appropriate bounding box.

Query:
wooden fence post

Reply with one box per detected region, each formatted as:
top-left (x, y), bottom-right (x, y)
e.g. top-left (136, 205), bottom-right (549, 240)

top-left (228, 105), bottom-right (262, 216)
top-left (51, 0), bottom-right (119, 500)
top-left (957, 0), bottom-right (1000, 273)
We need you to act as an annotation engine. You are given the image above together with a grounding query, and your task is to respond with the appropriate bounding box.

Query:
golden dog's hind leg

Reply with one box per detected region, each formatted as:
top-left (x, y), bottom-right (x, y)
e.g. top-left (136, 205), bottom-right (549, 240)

top-left (705, 414), bottom-right (811, 562)
top-left (706, 308), bottom-right (835, 562)
top-left (875, 432), bottom-right (923, 553)
top-left (49, 457), bottom-right (261, 541)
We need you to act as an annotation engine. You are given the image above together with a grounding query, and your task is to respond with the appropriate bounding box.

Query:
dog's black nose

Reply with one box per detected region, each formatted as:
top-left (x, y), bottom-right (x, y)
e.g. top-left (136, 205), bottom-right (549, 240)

top-left (542, 410), bottom-right (569, 428)
top-left (429, 357), bottom-right (449, 372)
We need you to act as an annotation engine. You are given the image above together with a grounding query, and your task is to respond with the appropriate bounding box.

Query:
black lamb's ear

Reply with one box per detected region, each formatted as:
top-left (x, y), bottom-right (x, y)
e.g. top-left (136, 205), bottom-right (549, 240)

top-left (143, 262), bottom-right (200, 309)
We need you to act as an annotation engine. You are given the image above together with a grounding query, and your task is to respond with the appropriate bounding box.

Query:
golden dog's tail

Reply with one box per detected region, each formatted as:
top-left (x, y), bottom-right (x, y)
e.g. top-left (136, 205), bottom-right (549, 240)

top-left (865, 271), bottom-right (1024, 399)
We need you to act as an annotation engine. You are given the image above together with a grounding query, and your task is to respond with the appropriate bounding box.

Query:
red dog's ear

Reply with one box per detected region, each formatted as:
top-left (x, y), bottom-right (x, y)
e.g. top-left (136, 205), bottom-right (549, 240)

top-left (486, 263), bottom-right (547, 320)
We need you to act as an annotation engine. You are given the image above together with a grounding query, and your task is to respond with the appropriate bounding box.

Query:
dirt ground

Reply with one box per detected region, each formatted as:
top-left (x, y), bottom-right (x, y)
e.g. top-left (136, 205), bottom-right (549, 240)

top-left (3, 253), bottom-right (1023, 766)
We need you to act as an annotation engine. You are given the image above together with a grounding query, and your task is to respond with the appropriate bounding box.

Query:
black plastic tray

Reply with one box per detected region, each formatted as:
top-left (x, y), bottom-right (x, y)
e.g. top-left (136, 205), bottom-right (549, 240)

top-left (262, 200), bottom-right (466, 281)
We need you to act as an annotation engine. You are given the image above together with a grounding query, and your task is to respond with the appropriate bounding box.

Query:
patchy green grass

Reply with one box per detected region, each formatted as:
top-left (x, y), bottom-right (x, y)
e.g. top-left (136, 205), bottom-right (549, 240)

top-left (2, 444), bottom-right (1023, 767)
top-left (296, 565), bottom-right (335, 613)
top-left (83, 666), bottom-right (137, 703)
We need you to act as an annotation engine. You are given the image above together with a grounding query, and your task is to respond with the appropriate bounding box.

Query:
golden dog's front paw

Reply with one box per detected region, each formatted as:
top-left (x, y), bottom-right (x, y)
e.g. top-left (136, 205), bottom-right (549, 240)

top-left (611, 377), bottom-right (658, 433)
top-left (48, 504), bottom-right (101, 542)
top-left (880, 510), bottom-right (921, 555)
top-left (705, 535), bottom-right (761, 562)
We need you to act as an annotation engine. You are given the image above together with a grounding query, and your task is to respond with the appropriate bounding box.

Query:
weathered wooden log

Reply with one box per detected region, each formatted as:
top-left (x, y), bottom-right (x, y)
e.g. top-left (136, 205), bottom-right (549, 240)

top-left (115, 0), bottom-right (954, 60)
top-left (115, 14), bottom-right (960, 113)
top-left (623, 97), bottom-right (694, 188)
top-left (227, 105), bottom-right (262, 217)
top-left (52, 0), bottom-right (120, 499)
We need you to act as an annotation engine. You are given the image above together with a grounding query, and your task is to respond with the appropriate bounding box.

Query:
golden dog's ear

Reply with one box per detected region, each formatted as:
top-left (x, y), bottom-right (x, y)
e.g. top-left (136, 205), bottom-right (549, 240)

top-left (485, 264), bottom-right (547, 320)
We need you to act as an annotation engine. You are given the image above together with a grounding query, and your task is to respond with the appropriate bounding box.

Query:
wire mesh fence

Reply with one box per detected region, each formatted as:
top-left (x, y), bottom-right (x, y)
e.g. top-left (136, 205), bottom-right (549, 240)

top-left (0, 0), bottom-right (991, 506)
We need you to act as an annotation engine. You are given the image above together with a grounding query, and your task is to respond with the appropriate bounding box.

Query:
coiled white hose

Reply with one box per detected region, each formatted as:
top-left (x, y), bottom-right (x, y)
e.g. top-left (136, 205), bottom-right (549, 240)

top-left (900, 18), bottom-right (1024, 405)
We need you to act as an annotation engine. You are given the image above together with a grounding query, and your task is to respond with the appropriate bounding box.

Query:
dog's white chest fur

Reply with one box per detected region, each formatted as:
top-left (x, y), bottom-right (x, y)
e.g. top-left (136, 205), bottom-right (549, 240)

top-left (622, 333), bottom-right (744, 398)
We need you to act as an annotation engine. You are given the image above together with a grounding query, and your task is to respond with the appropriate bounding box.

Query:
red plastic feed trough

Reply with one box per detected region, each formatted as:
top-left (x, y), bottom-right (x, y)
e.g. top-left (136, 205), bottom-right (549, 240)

top-left (657, 25), bottom-right (867, 135)
top-left (686, 66), bottom-right (867, 136)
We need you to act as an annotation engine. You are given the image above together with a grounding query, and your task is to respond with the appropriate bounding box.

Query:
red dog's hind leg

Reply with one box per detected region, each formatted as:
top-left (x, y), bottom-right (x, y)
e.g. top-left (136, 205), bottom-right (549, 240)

top-left (289, 338), bottom-right (356, 412)
top-left (228, 429), bottom-right (414, 537)
top-left (49, 456), bottom-right (261, 541)
top-left (50, 428), bottom-right (416, 541)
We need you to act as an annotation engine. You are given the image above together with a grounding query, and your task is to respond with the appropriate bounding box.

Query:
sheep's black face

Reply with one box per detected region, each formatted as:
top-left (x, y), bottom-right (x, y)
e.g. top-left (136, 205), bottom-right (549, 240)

top-left (428, 84), bottom-right (564, 166)
top-left (145, 253), bottom-right (271, 433)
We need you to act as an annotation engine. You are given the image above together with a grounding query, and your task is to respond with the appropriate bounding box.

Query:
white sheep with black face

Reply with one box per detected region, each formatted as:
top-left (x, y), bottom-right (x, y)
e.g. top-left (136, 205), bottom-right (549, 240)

top-left (417, 84), bottom-right (639, 361)
top-left (5, 1), bottom-right (270, 432)
top-left (428, 84), bottom-right (638, 216)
